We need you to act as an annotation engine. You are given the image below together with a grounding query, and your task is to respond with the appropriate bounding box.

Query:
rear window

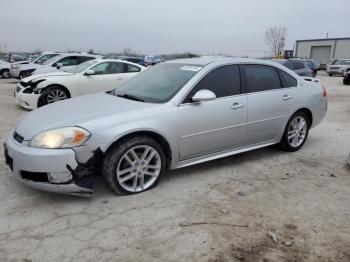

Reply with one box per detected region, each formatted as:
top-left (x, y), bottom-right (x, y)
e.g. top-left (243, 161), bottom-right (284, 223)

top-left (292, 61), bottom-right (305, 70)
top-left (278, 69), bottom-right (297, 88)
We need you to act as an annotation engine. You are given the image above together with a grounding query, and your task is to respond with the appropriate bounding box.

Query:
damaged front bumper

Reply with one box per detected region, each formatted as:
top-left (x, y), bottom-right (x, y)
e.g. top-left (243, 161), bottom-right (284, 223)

top-left (4, 135), bottom-right (94, 197)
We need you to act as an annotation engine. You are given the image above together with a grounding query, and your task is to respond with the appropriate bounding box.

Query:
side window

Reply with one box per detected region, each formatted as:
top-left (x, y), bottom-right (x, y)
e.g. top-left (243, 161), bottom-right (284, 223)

top-left (293, 61), bottom-right (305, 70)
top-left (243, 64), bottom-right (281, 93)
top-left (90, 62), bottom-right (110, 75)
top-left (78, 56), bottom-right (95, 64)
top-left (184, 65), bottom-right (241, 103)
top-left (35, 54), bottom-right (57, 64)
top-left (125, 64), bottom-right (141, 73)
top-left (109, 62), bottom-right (124, 74)
top-left (56, 56), bottom-right (78, 66)
top-left (278, 69), bottom-right (297, 88)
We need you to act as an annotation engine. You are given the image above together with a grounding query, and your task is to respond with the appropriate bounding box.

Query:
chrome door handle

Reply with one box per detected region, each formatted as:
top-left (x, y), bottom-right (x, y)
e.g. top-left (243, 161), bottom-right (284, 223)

top-left (282, 95), bottom-right (293, 101)
top-left (231, 103), bottom-right (244, 109)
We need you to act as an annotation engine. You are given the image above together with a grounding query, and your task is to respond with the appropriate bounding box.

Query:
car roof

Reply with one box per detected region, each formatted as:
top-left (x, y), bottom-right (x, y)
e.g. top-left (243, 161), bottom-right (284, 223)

top-left (166, 57), bottom-right (297, 67)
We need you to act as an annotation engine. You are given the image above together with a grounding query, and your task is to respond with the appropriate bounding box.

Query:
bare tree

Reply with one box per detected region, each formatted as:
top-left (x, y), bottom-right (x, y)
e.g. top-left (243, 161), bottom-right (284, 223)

top-left (87, 48), bottom-right (94, 54)
top-left (265, 26), bottom-right (287, 55)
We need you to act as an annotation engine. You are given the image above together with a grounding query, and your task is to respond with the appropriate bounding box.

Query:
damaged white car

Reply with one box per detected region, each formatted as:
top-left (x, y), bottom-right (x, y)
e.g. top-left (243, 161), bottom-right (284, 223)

top-left (4, 57), bottom-right (327, 196)
top-left (15, 59), bottom-right (145, 110)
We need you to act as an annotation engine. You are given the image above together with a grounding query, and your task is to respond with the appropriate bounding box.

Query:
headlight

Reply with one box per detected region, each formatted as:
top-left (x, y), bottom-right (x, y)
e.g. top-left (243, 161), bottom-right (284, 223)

top-left (29, 127), bottom-right (91, 148)
top-left (23, 79), bottom-right (46, 94)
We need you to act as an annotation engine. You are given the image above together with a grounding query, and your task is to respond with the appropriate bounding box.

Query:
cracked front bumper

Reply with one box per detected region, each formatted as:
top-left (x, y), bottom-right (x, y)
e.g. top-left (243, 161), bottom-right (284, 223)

top-left (4, 135), bottom-right (93, 197)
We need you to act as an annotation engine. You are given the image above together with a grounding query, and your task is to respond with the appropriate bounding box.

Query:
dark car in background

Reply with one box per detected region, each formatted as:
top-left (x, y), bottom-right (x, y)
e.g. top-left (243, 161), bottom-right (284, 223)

top-left (272, 59), bottom-right (314, 77)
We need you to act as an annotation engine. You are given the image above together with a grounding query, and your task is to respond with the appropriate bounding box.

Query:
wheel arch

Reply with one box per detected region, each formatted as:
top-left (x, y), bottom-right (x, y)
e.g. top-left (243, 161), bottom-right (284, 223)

top-left (104, 130), bottom-right (173, 169)
top-left (37, 84), bottom-right (71, 107)
top-left (293, 108), bottom-right (313, 127)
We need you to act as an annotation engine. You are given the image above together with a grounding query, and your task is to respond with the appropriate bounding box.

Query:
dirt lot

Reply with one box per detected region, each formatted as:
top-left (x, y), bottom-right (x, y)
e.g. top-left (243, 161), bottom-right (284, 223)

top-left (0, 72), bottom-right (349, 262)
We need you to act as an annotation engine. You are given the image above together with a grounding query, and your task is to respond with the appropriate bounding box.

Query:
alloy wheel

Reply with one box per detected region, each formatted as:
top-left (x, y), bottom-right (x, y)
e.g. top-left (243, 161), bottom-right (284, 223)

top-left (116, 145), bottom-right (161, 192)
top-left (287, 116), bottom-right (307, 148)
top-left (47, 89), bottom-right (68, 103)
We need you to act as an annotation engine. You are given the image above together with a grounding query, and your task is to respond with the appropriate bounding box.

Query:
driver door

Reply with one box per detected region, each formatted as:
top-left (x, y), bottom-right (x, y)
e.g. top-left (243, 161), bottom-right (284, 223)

top-left (177, 65), bottom-right (247, 160)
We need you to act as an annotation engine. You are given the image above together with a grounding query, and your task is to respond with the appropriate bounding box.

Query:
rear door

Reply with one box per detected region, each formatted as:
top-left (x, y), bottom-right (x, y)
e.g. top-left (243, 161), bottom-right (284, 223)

top-left (80, 61), bottom-right (128, 94)
top-left (178, 65), bottom-right (247, 159)
top-left (243, 64), bottom-right (295, 145)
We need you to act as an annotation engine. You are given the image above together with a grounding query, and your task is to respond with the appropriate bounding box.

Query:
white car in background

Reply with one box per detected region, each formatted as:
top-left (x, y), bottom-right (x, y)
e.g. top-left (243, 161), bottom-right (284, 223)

top-left (10, 52), bottom-right (60, 79)
top-left (30, 53), bottom-right (101, 76)
top-left (15, 59), bottom-right (146, 110)
top-left (327, 59), bottom-right (350, 76)
top-left (0, 56), bottom-right (29, 78)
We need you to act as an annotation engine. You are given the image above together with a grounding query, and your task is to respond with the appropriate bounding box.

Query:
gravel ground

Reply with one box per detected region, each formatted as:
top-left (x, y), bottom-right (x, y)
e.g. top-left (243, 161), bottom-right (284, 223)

top-left (0, 72), bottom-right (349, 262)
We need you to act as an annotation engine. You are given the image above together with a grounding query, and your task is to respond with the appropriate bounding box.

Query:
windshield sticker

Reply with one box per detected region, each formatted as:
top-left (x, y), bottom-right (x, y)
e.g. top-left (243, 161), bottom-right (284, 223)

top-left (180, 66), bottom-right (202, 72)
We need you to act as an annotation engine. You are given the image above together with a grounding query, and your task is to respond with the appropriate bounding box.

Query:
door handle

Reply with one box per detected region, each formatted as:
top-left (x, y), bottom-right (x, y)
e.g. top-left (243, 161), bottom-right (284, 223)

top-left (231, 103), bottom-right (244, 109)
top-left (282, 95), bottom-right (293, 101)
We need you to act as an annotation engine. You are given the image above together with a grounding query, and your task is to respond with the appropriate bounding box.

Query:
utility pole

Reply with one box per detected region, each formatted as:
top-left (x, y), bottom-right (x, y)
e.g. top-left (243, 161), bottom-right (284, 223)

top-left (326, 33), bottom-right (329, 39)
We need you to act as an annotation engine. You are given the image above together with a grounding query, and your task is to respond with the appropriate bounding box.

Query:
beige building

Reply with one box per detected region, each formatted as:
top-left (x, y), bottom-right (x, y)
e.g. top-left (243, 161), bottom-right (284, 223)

top-left (295, 37), bottom-right (350, 65)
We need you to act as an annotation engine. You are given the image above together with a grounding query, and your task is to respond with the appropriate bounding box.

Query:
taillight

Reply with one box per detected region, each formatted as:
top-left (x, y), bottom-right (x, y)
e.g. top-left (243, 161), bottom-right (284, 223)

top-left (322, 85), bottom-right (327, 97)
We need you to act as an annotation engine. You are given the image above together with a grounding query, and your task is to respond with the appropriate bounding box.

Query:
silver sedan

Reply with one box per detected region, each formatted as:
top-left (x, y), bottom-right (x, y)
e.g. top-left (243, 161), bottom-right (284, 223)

top-left (4, 57), bottom-right (328, 196)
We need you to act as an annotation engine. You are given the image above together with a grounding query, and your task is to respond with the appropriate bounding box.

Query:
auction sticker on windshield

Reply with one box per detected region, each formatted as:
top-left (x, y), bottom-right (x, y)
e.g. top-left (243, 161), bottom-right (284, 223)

top-left (180, 66), bottom-right (202, 72)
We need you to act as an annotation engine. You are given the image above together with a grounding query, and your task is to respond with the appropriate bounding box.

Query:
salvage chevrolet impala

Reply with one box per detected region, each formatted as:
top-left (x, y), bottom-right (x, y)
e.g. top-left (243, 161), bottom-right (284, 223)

top-left (4, 57), bottom-right (327, 196)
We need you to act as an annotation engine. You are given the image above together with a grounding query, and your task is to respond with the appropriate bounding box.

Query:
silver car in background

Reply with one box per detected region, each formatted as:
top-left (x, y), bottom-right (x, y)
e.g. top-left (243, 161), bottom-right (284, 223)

top-left (4, 57), bottom-right (327, 196)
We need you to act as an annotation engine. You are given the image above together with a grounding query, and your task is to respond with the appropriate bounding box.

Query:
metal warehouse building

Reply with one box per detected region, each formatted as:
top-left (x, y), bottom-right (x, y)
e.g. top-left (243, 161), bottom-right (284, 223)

top-left (295, 37), bottom-right (350, 65)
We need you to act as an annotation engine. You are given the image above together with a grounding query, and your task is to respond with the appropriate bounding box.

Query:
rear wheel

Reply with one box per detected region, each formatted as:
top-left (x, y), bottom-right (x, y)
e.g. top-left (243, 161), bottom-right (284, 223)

top-left (280, 112), bottom-right (310, 152)
top-left (344, 78), bottom-right (350, 85)
top-left (103, 136), bottom-right (166, 195)
top-left (328, 73), bottom-right (332, 77)
top-left (42, 86), bottom-right (69, 105)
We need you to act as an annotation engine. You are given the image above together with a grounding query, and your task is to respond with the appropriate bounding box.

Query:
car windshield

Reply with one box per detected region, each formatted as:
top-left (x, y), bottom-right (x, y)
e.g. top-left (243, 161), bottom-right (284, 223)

top-left (335, 60), bottom-right (350, 65)
top-left (115, 63), bottom-right (201, 103)
top-left (65, 60), bottom-right (97, 73)
top-left (42, 54), bottom-right (64, 65)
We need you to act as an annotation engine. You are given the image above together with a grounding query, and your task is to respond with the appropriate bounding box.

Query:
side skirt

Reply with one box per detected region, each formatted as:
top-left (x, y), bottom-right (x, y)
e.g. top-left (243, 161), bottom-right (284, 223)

top-left (174, 141), bottom-right (277, 169)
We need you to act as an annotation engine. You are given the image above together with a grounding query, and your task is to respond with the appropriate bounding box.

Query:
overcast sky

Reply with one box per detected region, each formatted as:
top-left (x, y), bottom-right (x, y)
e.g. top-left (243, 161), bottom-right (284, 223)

top-left (1, 0), bottom-right (349, 57)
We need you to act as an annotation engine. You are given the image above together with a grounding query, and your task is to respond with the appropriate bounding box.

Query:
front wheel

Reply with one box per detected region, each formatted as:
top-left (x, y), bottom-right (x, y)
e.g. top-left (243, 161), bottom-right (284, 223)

top-left (103, 136), bottom-right (166, 195)
top-left (42, 86), bottom-right (69, 105)
top-left (280, 112), bottom-right (310, 152)
top-left (344, 78), bottom-right (349, 85)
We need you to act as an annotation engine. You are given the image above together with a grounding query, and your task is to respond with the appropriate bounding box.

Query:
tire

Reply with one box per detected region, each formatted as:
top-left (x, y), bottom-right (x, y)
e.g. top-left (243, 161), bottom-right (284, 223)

top-left (1, 69), bottom-right (10, 79)
top-left (279, 111), bottom-right (310, 152)
top-left (42, 85), bottom-right (69, 105)
top-left (344, 78), bottom-right (350, 85)
top-left (103, 136), bottom-right (166, 195)
top-left (19, 72), bottom-right (26, 80)
top-left (328, 73), bottom-right (332, 77)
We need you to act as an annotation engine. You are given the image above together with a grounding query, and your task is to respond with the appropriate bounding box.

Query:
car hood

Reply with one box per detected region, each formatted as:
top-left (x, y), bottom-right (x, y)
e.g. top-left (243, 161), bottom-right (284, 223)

top-left (15, 92), bottom-right (160, 140)
top-left (17, 63), bottom-right (42, 71)
top-left (21, 71), bottom-right (74, 82)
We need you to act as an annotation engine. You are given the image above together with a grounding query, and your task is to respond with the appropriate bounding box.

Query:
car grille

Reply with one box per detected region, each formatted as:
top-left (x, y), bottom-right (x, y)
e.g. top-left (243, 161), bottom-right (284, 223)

top-left (20, 81), bottom-right (29, 87)
top-left (13, 132), bottom-right (24, 144)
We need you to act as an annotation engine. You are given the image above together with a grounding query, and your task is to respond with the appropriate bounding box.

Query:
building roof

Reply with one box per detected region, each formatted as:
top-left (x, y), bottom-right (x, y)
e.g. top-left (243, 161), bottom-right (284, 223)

top-left (296, 37), bottom-right (350, 42)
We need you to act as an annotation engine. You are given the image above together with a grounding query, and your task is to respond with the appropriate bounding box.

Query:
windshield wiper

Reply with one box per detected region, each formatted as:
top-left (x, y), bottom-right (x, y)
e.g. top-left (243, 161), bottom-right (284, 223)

top-left (117, 93), bottom-right (145, 102)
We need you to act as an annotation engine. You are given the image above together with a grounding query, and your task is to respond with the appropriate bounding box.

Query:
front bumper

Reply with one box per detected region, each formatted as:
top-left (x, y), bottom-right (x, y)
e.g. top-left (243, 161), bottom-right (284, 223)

top-left (328, 69), bottom-right (345, 75)
top-left (4, 135), bottom-right (93, 196)
top-left (15, 83), bottom-right (40, 110)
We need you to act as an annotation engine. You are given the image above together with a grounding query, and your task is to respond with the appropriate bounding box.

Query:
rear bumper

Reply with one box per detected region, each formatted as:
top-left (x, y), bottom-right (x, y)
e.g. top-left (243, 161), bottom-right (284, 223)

top-left (4, 135), bottom-right (93, 197)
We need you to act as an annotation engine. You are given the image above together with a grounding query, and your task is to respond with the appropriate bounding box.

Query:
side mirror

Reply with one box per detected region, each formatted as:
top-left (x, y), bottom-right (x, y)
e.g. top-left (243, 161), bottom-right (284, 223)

top-left (84, 69), bottom-right (95, 76)
top-left (56, 63), bottom-right (62, 69)
top-left (191, 89), bottom-right (216, 102)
